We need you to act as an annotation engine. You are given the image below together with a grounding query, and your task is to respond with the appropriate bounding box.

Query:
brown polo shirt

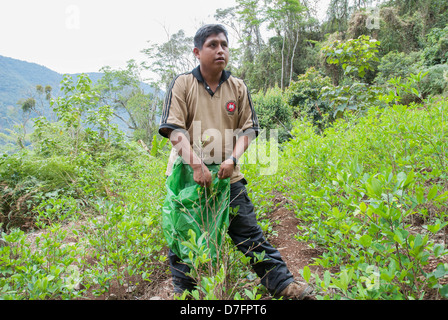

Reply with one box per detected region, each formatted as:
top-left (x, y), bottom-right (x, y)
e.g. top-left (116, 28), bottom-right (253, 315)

top-left (159, 66), bottom-right (260, 184)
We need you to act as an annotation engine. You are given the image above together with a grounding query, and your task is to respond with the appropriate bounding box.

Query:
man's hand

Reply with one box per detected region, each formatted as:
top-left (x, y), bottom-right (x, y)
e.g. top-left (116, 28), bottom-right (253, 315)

top-left (218, 158), bottom-right (235, 180)
top-left (168, 129), bottom-right (212, 187)
top-left (217, 134), bottom-right (251, 180)
top-left (192, 163), bottom-right (212, 187)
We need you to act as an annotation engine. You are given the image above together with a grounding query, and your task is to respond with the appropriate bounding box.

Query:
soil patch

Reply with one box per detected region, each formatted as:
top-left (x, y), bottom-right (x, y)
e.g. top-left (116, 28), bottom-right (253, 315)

top-left (267, 205), bottom-right (323, 280)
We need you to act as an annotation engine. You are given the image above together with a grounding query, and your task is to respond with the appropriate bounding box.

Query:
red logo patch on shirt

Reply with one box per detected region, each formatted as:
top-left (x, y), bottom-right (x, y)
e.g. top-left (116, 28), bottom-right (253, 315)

top-left (226, 101), bottom-right (236, 113)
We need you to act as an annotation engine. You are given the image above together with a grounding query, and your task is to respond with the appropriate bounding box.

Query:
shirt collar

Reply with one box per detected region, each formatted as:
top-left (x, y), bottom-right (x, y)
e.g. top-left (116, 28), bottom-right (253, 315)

top-left (192, 65), bottom-right (231, 85)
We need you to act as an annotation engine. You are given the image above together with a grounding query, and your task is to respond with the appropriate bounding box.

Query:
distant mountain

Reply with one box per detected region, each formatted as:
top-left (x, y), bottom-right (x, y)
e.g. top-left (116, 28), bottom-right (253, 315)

top-left (0, 54), bottom-right (162, 138)
top-left (1, 57), bottom-right (51, 102)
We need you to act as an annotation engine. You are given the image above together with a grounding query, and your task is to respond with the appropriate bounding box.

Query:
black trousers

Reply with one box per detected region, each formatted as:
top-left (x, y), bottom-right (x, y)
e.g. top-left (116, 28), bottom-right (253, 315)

top-left (168, 178), bottom-right (294, 296)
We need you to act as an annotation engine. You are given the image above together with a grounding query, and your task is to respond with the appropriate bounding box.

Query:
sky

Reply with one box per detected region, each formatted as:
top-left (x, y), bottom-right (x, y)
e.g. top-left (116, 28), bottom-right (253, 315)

top-left (0, 0), bottom-right (330, 82)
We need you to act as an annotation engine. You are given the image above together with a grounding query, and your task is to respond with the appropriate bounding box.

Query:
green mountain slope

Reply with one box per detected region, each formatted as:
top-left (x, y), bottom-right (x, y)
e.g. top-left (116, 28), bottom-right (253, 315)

top-left (0, 55), bottom-right (162, 139)
top-left (0, 55), bottom-right (63, 108)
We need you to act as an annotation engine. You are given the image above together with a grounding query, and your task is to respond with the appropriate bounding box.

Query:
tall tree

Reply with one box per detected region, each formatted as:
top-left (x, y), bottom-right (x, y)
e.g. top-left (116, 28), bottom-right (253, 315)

top-left (265, 0), bottom-right (306, 88)
top-left (325, 0), bottom-right (374, 33)
top-left (95, 60), bottom-right (161, 144)
top-left (141, 29), bottom-right (196, 90)
top-left (215, 0), bottom-right (267, 82)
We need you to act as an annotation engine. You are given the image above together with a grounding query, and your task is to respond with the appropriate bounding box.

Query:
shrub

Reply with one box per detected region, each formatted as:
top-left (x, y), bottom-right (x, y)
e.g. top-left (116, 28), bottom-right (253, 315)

top-left (285, 67), bottom-right (334, 132)
top-left (0, 74), bottom-right (152, 231)
top-left (375, 51), bottom-right (423, 85)
top-left (420, 64), bottom-right (448, 97)
top-left (252, 86), bottom-right (293, 143)
top-left (0, 152), bottom-right (79, 230)
top-left (245, 99), bottom-right (448, 300)
top-left (422, 25), bottom-right (448, 66)
top-left (321, 35), bottom-right (380, 82)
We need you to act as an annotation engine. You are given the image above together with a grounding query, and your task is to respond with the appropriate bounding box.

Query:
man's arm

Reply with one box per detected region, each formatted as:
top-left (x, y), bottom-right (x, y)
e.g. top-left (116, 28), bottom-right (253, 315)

top-left (217, 133), bottom-right (253, 180)
top-left (168, 129), bottom-right (212, 187)
top-left (218, 79), bottom-right (259, 180)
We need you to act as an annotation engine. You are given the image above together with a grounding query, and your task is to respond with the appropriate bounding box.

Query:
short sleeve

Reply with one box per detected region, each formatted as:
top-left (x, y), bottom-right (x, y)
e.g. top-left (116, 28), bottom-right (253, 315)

top-left (237, 81), bottom-right (260, 138)
top-left (159, 75), bottom-right (189, 138)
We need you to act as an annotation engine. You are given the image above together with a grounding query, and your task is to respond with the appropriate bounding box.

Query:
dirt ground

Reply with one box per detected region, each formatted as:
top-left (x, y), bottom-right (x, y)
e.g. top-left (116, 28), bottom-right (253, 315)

top-left (267, 195), bottom-right (323, 281)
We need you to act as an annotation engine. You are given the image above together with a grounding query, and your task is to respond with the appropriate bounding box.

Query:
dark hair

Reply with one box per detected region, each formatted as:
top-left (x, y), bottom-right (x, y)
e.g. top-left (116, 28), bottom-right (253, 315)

top-left (194, 24), bottom-right (229, 49)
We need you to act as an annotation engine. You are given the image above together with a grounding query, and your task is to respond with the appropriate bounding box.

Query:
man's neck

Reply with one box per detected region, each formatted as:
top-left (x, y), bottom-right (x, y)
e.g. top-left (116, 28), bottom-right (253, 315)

top-left (200, 66), bottom-right (223, 88)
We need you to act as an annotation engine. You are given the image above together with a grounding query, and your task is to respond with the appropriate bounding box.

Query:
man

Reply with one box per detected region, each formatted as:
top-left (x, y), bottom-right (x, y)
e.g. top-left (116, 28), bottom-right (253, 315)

top-left (159, 24), bottom-right (312, 300)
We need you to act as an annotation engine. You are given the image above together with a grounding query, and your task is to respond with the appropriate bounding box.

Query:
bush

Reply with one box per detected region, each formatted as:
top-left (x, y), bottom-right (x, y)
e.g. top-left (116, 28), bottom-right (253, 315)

top-left (285, 67), bottom-right (334, 133)
top-left (0, 155), bottom-right (169, 300)
top-left (375, 51), bottom-right (423, 85)
top-left (420, 64), bottom-right (448, 97)
top-left (252, 86), bottom-right (293, 143)
top-left (244, 99), bottom-right (448, 300)
top-left (0, 151), bottom-right (79, 230)
top-left (422, 25), bottom-right (448, 66)
top-left (0, 74), bottom-right (153, 231)
top-left (321, 35), bottom-right (380, 82)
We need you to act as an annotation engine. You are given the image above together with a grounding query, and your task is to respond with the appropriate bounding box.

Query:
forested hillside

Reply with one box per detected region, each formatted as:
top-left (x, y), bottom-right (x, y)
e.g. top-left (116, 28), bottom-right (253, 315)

top-left (0, 55), bottom-right (161, 147)
top-left (1, 0), bottom-right (447, 301)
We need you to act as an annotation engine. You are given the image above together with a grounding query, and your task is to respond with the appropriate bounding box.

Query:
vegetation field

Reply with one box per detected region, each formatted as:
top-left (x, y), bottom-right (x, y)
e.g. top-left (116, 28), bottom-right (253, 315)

top-left (1, 0), bottom-right (448, 300)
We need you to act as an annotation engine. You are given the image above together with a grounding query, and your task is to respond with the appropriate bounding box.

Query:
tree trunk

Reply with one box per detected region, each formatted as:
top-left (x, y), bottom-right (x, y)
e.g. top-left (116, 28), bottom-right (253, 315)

top-left (289, 30), bottom-right (300, 85)
top-left (281, 32), bottom-right (285, 89)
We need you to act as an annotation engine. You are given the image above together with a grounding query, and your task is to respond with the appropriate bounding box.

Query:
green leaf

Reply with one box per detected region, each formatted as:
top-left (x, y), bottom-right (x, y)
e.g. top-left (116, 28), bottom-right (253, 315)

top-left (416, 187), bottom-right (425, 204)
top-left (359, 234), bottom-right (372, 248)
top-left (359, 202), bottom-right (367, 213)
top-left (434, 191), bottom-right (448, 203)
top-left (433, 264), bottom-right (448, 279)
top-left (413, 234), bottom-right (423, 249)
top-left (433, 244), bottom-right (447, 257)
top-left (380, 272), bottom-right (395, 282)
top-left (440, 284), bottom-right (448, 298)
top-left (332, 207), bottom-right (344, 219)
top-left (393, 229), bottom-right (405, 245)
top-left (427, 221), bottom-right (442, 233)
top-left (403, 171), bottom-right (414, 189)
top-left (303, 266), bottom-right (311, 283)
top-left (367, 177), bottom-right (382, 198)
top-left (396, 172), bottom-right (407, 186)
top-left (427, 185), bottom-right (438, 201)
top-left (324, 270), bottom-right (331, 288)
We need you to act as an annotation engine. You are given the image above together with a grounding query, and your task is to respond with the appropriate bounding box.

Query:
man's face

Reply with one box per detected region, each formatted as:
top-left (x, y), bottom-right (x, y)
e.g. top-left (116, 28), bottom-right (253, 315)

top-left (194, 32), bottom-right (229, 74)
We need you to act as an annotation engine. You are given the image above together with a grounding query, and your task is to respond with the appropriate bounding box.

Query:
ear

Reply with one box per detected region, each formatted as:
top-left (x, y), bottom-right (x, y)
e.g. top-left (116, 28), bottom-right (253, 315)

top-left (193, 47), bottom-right (200, 59)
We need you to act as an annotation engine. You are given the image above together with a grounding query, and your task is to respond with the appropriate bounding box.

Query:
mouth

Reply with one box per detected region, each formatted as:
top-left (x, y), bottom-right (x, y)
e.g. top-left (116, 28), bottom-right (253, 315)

top-left (216, 57), bottom-right (226, 62)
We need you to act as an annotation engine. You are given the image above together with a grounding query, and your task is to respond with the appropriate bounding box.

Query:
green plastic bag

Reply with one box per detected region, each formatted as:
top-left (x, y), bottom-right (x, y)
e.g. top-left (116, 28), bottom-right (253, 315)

top-left (162, 157), bottom-right (230, 267)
